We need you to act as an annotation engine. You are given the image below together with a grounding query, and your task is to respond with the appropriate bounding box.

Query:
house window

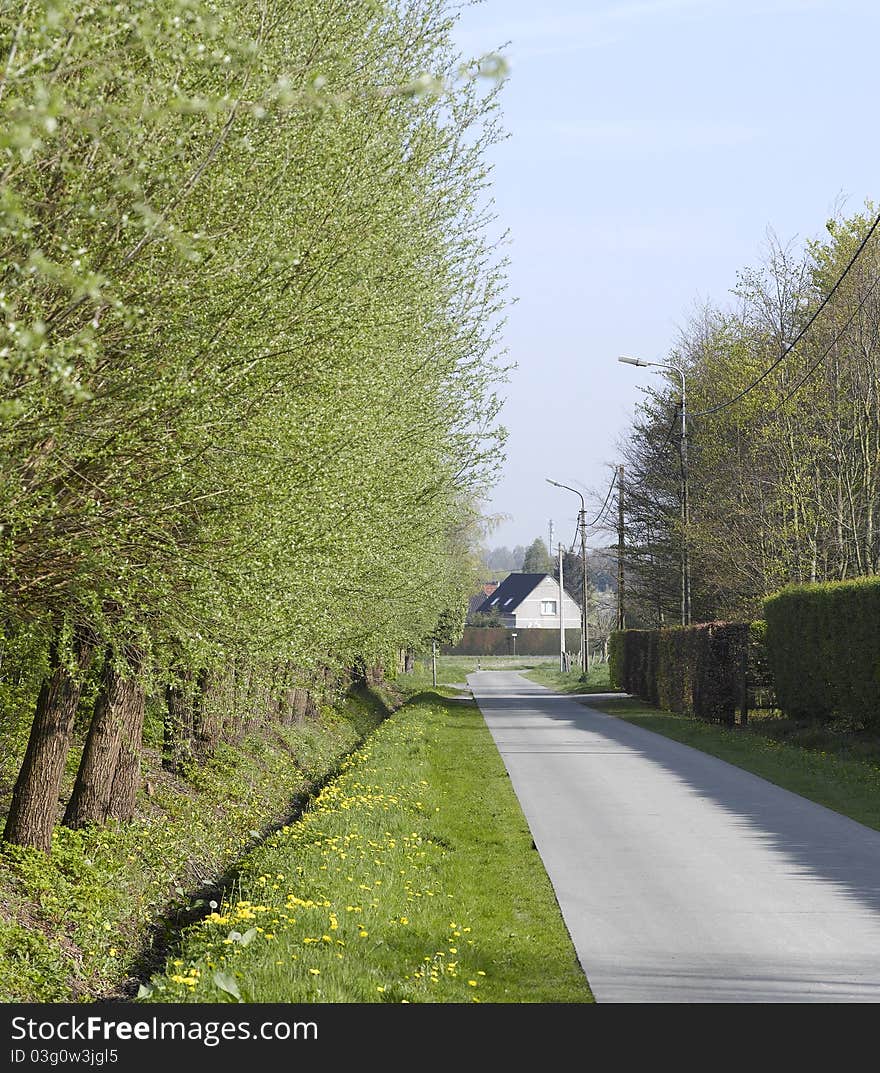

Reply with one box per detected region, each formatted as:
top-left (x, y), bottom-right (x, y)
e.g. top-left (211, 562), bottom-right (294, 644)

top-left (541, 600), bottom-right (557, 615)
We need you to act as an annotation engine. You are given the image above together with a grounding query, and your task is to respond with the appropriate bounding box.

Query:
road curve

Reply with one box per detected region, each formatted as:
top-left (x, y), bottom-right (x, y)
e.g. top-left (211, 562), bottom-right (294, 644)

top-left (467, 670), bottom-right (880, 1003)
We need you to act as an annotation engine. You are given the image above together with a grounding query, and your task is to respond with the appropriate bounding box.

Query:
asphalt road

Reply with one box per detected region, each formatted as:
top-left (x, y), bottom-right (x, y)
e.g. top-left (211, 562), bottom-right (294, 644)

top-left (467, 670), bottom-right (880, 1003)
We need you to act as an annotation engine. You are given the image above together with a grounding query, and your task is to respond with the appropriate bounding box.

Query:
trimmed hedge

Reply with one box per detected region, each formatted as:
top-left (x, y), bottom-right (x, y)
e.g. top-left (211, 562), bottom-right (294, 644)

top-left (609, 621), bottom-right (766, 725)
top-left (441, 627), bottom-right (582, 657)
top-left (763, 576), bottom-right (880, 729)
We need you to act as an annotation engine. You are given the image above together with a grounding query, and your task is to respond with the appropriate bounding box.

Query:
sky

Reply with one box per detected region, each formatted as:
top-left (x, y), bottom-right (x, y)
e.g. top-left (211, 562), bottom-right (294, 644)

top-left (449, 0), bottom-right (880, 554)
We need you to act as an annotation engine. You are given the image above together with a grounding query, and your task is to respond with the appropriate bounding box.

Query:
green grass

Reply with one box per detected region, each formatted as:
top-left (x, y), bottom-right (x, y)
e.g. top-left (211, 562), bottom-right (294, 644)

top-left (523, 661), bottom-right (612, 694)
top-left (140, 688), bottom-right (593, 1004)
top-left (0, 684), bottom-right (393, 1002)
top-left (403, 654), bottom-right (560, 695)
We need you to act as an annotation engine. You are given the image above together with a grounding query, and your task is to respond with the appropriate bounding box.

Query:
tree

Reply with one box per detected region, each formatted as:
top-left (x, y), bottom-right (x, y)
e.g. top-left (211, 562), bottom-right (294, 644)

top-left (616, 203), bottom-right (880, 625)
top-left (0, 0), bottom-right (510, 848)
top-left (522, 537), bottom-right (553, 573)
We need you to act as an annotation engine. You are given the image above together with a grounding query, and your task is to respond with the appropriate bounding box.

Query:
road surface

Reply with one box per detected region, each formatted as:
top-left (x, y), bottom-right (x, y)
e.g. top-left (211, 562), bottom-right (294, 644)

top-left (467, 670), bottom-right (880, 1002)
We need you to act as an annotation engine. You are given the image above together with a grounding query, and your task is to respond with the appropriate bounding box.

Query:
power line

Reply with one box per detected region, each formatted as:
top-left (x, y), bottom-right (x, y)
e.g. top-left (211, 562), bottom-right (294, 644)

top-left (584, 469), bottom-right (618, 528)
top-left (763, 270), bottom-right (880, 418)
top-left (625, 404), bottom-right (681, 495)
top-left (691, 208), bottom-right (880, 418)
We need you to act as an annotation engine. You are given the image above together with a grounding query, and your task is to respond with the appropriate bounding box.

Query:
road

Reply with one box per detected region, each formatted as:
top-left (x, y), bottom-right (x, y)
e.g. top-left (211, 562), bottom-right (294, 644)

top-left (467, 670), bottom-right (880, 1003)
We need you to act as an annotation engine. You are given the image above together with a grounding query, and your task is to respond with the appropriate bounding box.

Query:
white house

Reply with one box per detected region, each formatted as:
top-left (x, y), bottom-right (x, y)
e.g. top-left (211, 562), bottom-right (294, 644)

top-left (475, 572), bottom-right (581, 629)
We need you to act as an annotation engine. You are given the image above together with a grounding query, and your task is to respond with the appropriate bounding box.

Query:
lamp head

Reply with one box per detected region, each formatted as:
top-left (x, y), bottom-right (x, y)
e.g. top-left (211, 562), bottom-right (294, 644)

top-left (618, 355), bottom-right (650, 367)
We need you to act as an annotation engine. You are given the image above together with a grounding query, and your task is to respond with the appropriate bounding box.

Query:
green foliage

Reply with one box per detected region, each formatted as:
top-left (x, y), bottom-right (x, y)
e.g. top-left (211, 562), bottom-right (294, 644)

top-left (140, 690), bottom-right (593, 1003)
top-left (521, 538), bottom-right (553, 574)
top-left (610, 622), bottom-right (757, 725)
top-left (0, 683), bottom-right (390, 1000)
top-left (763, 576), bottom-right (880, 729)
top-left (618, 203), bottom-right (880, 625)
top-left (0, 0), bottom-right (509, 685)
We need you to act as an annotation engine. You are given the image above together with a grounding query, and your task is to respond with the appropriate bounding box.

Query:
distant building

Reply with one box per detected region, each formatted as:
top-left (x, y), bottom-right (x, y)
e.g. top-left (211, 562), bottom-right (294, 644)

top-left (474, 572), bottom-right (581, 629)
top-left (467, 580), bottom-right (499, 621)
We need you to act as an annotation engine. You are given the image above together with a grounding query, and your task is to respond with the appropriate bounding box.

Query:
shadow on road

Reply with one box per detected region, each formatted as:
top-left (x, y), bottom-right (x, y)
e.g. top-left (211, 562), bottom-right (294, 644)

top-left (468, 671), bottom-right (880, 920)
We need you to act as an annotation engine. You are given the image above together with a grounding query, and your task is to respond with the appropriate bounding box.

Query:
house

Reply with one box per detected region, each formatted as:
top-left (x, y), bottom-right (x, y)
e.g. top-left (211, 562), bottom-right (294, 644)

top-left (466, 580), bottom-right (499, 621)
top-left (474, 573), bottom-right (581, 629)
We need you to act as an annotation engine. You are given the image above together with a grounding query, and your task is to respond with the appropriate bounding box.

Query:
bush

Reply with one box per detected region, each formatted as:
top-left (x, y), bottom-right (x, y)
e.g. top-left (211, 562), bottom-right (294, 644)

top-left (609, 621), bottom-right (761, 725)
top-left (763, 577), bottom-right (880, 729)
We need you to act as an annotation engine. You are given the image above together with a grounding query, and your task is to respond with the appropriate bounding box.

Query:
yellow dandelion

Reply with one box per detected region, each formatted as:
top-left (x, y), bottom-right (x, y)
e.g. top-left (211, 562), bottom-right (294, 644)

top-left (309, 968), bottom-right (321, 975)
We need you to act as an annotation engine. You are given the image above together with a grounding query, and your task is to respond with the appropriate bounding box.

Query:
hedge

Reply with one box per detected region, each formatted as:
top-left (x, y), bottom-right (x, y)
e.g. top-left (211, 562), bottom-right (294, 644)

top-left (441, 627), bottom-right (583, 657)
top-left (609, 621), bottom-right (768, 725)
top-left (763, 576), bottom-right (880, 729)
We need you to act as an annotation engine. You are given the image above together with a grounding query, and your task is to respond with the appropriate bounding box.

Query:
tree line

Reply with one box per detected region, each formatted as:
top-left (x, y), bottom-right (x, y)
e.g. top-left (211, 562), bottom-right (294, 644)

top-left (0, 0), bottom-right (507, 849)
top-left (617, 204), bottom-right (880, 627)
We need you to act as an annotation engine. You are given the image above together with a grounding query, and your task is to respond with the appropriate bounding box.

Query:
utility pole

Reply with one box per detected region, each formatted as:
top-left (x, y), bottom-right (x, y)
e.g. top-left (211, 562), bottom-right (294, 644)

top-left (617, 464), bottom-right (625, 631)
top-left (578, 508), bottom-right (589, 673)
top-left (558, 542), bottom-right (565, 672)
top-left (546, 478), bottom-right (589, 674)
top-left (680, 382), bottom-right (691, 626)
top-left (432, 641), bottom-right (437, 687)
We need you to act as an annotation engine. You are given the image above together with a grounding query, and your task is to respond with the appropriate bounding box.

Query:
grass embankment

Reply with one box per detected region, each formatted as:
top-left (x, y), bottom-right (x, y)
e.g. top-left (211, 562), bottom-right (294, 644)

top-left (141, 686), bottom-right (593, 1003)
top-left (0, 685), bottom-right (393, 1002)
top-left (519, 662), bottom-right (880, 833)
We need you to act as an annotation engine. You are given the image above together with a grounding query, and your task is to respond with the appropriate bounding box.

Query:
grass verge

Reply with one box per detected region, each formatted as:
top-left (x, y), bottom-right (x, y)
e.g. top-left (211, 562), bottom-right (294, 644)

top-left (0, 684), bottom-right (393, 1002)
top-left (523, 661), bottom-right (612, 694)
top-left (139, 688), bottom-right (593, 1003)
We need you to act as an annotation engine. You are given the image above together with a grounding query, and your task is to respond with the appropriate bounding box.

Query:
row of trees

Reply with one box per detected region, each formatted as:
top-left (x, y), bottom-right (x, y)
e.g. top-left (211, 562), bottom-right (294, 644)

top-left (0, 0), bottom-right (507, 849)
top-left (617, 204), bottom-right (880, 626)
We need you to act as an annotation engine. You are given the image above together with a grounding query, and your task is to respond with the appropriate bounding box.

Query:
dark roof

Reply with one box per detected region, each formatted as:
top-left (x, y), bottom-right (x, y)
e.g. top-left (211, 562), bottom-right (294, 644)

top-left (467, 593), bottom-right (489, 617)
top-left (475, 573), bottom-right (549, 615)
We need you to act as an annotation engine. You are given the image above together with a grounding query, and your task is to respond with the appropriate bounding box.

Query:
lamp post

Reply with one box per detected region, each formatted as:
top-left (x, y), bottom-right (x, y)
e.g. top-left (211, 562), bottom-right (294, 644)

top-left (618, 355), bottom-right (690, 626)
top-left (546, 478), bottom-right (589, 672)
top-left (557, 542), bottom-right (565, 671)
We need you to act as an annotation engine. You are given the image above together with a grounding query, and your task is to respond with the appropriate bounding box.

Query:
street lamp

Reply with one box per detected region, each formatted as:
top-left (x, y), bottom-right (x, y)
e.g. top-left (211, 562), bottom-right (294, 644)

top-left (618, 355), bottom-right (690, 626)
top-left (546, 478), bottom-right (589, 672)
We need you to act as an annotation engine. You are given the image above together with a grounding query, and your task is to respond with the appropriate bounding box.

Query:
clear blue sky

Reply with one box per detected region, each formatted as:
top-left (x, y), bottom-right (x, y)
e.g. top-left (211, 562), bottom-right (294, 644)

top-left (451, 0), bottom-right (880, 553)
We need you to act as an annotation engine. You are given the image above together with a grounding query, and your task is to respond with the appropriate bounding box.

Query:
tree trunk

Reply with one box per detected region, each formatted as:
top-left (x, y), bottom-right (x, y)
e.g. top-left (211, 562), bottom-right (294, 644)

top-left (107, 675), bottom-right (146, 822)
top-left (63, 645), bottom-right (145, 828)
top-left (163, 667), bottom-right (194, 773)
top-left (3, 623), bottom-right (96, 851)
top-left (292, 687), bottom-right (308, 723)
top-left (192, 667), bottom-right (222, 758)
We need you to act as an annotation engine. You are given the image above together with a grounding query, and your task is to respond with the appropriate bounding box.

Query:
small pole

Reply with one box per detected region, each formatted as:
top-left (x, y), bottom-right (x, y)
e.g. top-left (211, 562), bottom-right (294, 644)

top-left (579, 507), bottom-right (589, 674)
top-left (558, 543), bottom-right (565, 672)
top-left (432, 641), bottom-right (437, 687)
top-left (617, 464), bottom-right (625, 631)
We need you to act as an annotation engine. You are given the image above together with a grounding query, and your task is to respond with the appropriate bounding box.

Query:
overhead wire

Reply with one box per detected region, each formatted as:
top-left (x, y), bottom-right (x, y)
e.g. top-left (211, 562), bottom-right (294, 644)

top-left (690, 207), bottom-right (880, 417)
top-left (762, 270), bottom-right (880, 418)
top-left (583, 468), bottom-right (618, 528)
